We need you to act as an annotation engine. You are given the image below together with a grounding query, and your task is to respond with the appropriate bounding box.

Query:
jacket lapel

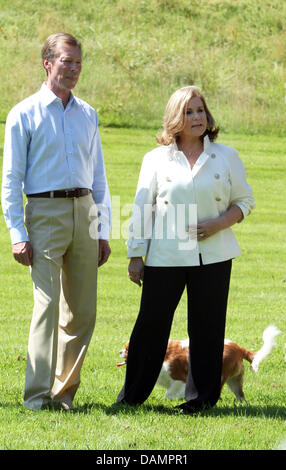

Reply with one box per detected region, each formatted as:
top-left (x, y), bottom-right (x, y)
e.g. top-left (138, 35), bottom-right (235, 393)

top-left (191, 135), bottom-right (211, 178)
top-left (191, 152), bottom-right (209, 178)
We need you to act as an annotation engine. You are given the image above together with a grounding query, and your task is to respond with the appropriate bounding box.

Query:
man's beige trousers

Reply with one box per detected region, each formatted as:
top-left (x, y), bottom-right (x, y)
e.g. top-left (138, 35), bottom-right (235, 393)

top-left (23, 194), bottom-right (98, 410)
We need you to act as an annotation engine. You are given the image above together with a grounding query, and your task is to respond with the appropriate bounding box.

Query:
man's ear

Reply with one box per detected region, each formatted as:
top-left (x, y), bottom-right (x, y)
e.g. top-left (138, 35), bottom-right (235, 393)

top-left (43, 59), bottom-right (51, 75)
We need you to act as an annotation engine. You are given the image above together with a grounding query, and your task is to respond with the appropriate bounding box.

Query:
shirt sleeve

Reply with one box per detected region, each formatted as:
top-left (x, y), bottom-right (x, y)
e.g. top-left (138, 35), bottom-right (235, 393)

top-left (228, 148), bottom-right (256, 220)
top-left (126, 151), bottom-right (157, 258)
top-left (1, 108), bottom-right (30, 244)
top-left (91, 126), bottom-right (112, 240)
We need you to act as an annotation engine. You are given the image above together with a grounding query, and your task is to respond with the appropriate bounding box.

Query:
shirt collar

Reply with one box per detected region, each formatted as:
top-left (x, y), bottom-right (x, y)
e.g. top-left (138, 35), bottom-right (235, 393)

top-left (169, 134), bottom-right (211, 159)
top-left (203, 134), bottom-right (211, 151)
top-left (39, 82), bottom-right (75, 107)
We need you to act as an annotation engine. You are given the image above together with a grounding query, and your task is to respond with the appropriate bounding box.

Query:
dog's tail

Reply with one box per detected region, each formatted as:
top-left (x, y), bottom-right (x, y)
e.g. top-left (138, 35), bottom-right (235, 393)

top-left (249, 325), bottom-right (281, 372)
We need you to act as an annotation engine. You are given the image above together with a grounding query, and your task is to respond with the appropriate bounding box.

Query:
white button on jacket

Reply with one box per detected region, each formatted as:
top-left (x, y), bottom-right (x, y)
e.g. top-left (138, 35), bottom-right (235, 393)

top-left (127, 136), bottom-right (255, 266)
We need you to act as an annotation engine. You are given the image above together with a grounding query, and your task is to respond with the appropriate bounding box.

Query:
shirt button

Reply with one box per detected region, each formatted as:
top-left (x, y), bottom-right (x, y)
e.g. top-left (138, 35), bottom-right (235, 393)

top-left (164, 200), bottom-right (169, 205)
top-left (215, 173), bottom-right (220, 179)
top-left (215, 197), bottom-right (221, 201)
top-left (211, 153), bottom-right (216, 159)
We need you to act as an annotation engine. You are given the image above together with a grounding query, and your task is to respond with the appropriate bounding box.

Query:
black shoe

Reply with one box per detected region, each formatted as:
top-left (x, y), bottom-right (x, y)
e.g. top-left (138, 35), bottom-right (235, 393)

top-left (112, 400), bottom-right (139, 406)
top-left (175, 403), bottom-right (202, 415)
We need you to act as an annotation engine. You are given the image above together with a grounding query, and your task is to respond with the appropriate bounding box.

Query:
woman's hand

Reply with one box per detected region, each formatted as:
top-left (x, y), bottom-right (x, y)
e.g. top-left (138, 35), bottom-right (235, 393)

top-left (128, 257), bottom-right (144, 287)
top-left (189, 205), bottom-right (243, 241)
top-left (194, 219), bottom-right (222, 240)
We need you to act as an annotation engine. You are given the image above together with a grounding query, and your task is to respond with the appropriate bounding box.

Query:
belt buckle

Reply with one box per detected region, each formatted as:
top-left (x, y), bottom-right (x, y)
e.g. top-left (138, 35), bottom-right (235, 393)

top-left (66, 188), bottom-right (81, 198)
top-left (64, 188), bottom-right (83, 198)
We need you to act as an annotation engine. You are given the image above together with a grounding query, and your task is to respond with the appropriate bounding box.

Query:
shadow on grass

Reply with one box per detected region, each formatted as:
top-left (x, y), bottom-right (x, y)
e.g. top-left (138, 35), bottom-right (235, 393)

top-left (1, 401), bottom-right (284, 419)
top-left (74, 402), bottom-right (286, 419)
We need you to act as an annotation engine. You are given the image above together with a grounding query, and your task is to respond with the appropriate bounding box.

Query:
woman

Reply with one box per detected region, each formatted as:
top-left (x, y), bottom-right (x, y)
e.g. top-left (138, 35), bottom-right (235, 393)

top-left (116, 86), bottom-right (255, 413)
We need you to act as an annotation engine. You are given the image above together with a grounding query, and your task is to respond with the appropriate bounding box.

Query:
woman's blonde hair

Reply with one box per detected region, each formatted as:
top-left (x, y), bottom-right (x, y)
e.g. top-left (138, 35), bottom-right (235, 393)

top-left (156, 86), bottom-right (219, 145)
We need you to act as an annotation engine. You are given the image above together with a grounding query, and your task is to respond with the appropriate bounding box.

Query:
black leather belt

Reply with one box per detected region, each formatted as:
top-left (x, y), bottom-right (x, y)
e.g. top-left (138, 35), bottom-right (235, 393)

top-left (27, 188), bottom-right (91, 198)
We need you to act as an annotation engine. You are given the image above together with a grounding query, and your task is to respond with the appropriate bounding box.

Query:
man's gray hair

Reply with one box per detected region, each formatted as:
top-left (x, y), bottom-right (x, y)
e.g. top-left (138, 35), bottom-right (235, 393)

top-left (41, 32), bottom-right (82, 63)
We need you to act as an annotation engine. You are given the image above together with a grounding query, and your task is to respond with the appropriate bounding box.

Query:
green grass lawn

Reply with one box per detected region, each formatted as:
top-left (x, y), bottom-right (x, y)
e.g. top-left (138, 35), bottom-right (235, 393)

top-left (0, 126), bottom-right (285, 451)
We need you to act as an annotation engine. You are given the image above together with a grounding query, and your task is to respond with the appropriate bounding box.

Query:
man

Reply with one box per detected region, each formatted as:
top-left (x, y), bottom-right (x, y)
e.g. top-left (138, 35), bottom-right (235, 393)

top-left (1, 33), bottom-right (111, 411)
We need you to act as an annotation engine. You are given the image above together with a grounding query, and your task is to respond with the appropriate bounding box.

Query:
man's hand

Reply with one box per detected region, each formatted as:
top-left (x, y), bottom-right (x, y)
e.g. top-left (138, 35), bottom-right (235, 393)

top-left (12, 241), bottom-right (33, 266)
top-left (98, 239), bottom-right (111, 267)
top-left (128, 257), bottom-right (144, 287)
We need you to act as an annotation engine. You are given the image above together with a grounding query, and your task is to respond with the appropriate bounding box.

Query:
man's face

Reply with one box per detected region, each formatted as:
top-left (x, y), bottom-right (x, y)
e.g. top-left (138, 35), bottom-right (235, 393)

top-left (45, 42), bottom-right (82, 92)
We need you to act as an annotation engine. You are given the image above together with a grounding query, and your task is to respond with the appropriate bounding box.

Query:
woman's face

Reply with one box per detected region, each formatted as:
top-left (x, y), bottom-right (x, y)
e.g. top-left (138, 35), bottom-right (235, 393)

top-left (179, 96), bottom-right (208, 141)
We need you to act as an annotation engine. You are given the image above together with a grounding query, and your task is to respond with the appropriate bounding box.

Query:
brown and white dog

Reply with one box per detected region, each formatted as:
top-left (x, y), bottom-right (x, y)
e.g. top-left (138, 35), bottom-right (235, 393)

top-left (117, 325), bottom-right (281, 401)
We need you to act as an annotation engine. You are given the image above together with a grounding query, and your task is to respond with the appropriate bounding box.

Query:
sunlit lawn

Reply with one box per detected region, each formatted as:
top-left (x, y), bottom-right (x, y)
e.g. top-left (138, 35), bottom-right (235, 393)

top-left (0, 127), bottom-right (285, 450)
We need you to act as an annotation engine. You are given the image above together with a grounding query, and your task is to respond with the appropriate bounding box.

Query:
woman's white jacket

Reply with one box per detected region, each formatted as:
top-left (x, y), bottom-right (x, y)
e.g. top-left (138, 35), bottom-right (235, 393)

top-left (127, 136), bottom-right (255, 266)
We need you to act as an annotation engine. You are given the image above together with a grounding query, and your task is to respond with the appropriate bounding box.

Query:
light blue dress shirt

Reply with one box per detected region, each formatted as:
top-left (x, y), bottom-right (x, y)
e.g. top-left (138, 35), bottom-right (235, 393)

top-left (2, 83), bottom-right (111, 244)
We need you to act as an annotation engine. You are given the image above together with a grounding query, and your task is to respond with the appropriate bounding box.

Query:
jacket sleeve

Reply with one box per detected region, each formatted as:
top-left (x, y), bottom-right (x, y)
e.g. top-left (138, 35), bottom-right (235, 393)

top-left (126, 151), bottom-right (157, 258)
top-left (228, 148), bottom-right (255, 220)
